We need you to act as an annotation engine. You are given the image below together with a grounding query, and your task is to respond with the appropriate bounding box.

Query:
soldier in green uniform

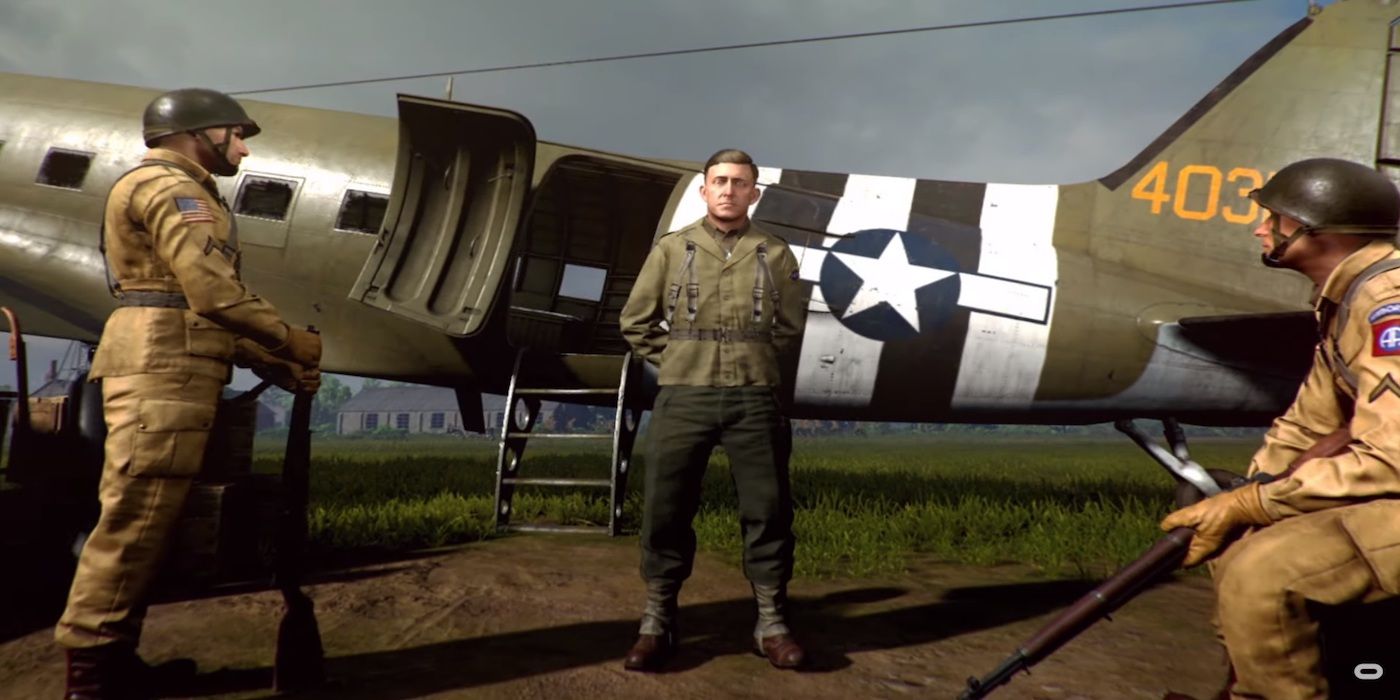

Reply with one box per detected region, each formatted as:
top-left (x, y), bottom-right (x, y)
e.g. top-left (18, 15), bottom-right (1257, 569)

top-left (619, 149), bottom-right (808, 671)
top-left (56, 88), bottom-right (322, 700)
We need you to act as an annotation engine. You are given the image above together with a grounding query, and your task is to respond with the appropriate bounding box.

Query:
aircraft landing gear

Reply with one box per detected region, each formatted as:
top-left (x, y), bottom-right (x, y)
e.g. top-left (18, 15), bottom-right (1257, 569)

top-left (1114, 418), bottom-right (1236, 507)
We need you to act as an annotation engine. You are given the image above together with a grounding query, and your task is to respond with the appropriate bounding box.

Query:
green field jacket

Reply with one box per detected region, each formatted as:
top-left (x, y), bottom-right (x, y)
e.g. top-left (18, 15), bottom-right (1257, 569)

top-left (620, 218), bottom-right (806, 386)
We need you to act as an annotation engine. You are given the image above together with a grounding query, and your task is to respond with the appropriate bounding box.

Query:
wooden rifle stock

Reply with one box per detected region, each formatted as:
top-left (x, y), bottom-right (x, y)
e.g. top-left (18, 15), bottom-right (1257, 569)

top-left (961, 427), bottom-right (1352, 698)
top-left (958, 528), bottom-right (1192, 699)
top-left (273, 388), bottom-right (325, 692)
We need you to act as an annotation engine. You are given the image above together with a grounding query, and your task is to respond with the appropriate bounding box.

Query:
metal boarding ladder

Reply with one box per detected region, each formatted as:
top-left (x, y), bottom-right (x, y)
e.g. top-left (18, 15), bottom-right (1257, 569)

top-left (493, 350), bottom-right (641, 536)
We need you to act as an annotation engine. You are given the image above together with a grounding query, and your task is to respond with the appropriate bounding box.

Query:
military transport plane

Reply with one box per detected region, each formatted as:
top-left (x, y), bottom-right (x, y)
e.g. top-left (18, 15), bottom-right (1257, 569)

top-left (0, 0), bottom-right (1394, 435)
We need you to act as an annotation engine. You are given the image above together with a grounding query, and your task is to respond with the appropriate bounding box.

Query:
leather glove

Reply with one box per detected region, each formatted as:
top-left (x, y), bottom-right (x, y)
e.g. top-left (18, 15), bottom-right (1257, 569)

top-left (273, 325), bottom-right (322, 369)
top-left (250, 361), bottom-right (295, 393)
top-left (293, 366), bottom-right (321, 395)
top-left (1160, 482), bottom-right (1274, 567)
top-left (251, 360), bottom-right (320, 395)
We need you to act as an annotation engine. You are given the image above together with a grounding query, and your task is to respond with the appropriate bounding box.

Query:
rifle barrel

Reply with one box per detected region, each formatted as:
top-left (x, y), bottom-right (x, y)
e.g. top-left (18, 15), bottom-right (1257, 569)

top-left (958, 527), bottom-right (1192, 698)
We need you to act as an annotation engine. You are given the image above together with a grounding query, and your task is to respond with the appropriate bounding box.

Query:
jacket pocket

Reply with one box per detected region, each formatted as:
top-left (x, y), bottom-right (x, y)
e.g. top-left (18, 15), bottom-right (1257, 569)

top-left (184, 311), bottom-right (235, 361)
top-left (128, 399), bottom-right (216, 478)
top-left (1338, 500), bottom-right (1400, 595)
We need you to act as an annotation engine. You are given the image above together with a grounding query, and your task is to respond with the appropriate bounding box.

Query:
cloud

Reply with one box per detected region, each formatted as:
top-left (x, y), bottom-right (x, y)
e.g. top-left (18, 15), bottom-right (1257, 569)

top-left (0, 0), bottom-right (1305, 183)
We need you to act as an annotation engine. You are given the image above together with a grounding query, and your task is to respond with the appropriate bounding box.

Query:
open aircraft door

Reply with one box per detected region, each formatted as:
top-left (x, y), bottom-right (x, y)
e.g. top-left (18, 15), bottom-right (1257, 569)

top-left (350, 95), bottom-right (536, 336)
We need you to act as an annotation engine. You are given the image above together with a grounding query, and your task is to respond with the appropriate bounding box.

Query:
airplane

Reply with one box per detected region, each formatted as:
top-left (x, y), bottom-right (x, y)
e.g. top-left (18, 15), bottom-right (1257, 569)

top-left (4, 3), bottom-right (1399, 693)
top-left (0, 0), bottom-right (1395, 516)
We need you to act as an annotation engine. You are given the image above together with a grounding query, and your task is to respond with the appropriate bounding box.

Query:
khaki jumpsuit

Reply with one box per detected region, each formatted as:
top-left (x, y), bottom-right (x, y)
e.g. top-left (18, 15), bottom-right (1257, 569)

top-left (620, 217), bottom-right (806, 589)
top-left (55, 148), bottom-right (295, 649)
top-left (1214, 239), bottom-right (1400, 699)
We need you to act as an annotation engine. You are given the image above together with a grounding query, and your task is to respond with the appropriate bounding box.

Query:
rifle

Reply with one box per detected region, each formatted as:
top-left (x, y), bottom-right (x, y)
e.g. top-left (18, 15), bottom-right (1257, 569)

top-left (958, 427), bottom-right (1351, 699)
top-left (958, 523), bottom-right (1202, 699)
top-left (272, 386), bottom-right (325, 692)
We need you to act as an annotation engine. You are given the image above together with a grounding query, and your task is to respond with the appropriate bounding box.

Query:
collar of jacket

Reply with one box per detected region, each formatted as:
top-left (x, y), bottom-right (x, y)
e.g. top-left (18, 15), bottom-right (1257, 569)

top-left (1317, 238), bottom-right (1400, 307)
top-left (691, 217), bottom-right (766, 269)
top-left (142, 148), bottom-right (217, 189)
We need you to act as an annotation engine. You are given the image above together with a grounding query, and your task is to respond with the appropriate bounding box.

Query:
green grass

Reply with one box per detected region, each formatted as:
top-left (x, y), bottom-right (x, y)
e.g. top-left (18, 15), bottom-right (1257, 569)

top-left (252, 432), bottom-right (1258, 579)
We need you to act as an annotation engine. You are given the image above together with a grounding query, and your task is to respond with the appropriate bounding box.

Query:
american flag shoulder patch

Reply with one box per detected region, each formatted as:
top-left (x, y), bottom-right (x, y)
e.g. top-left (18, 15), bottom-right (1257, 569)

top-left (175, 197), bottom-right (215, 224)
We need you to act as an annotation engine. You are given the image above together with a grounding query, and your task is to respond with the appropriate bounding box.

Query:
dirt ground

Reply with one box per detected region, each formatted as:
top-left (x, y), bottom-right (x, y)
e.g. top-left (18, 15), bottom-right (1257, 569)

top-left (0, 535), bottom-right (1229, 700)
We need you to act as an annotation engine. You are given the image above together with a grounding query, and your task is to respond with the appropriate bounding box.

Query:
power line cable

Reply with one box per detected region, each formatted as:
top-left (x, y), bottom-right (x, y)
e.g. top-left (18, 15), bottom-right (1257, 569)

top-left (229, 0), bottom-right (1260, 95)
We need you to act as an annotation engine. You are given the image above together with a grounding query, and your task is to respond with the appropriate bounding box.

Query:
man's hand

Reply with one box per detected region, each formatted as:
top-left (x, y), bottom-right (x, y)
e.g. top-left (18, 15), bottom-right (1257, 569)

top-left (251, 358), bottom-right (321, 395)
top-left (274, 325), bottom-right (322, 369)
top-left (1160, 482), bottom-right (1274, 567)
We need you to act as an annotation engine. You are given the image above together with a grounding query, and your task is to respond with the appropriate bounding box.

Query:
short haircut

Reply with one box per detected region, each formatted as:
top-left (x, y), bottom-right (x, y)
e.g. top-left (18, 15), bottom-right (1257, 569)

top-left (703, 148), bottom-right (759, 183)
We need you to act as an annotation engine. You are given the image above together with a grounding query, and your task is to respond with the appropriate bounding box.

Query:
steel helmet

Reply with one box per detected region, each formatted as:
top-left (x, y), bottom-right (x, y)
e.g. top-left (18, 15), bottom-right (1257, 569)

top-left (142, 88), bottom-right (260, 147)
top-left (1249, 158), bottom-right (1399, 267)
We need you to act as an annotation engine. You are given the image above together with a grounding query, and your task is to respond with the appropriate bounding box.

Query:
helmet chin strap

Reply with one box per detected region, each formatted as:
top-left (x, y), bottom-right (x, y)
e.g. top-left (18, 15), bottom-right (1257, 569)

top-left (193, 127), bottom-right (238, 176)
top-left (1260, 215), bottom-right (1311, 268)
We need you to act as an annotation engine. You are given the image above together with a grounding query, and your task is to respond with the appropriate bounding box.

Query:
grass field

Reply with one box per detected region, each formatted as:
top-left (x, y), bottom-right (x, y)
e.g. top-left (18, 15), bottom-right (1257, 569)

top-left (251, 432), bottom-right (1259, 580)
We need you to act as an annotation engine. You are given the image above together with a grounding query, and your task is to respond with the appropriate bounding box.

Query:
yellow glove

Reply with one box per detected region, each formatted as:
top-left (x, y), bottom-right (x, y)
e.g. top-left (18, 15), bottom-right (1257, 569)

top-left (270, 325), bottom-right (322, 369)
top-left (237, 337), bottom-right (320, 394)
top-left (1160, 482), bottom-right (1274, 567)
top-left (251, 360), bottom-right (321, 394)
top-left (295, 366), bottom-right (321, 395)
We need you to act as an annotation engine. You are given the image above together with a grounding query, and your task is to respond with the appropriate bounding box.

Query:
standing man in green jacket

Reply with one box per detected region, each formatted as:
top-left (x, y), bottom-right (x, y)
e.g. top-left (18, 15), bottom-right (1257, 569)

top-left (619, 148), bottom-right (808, 671)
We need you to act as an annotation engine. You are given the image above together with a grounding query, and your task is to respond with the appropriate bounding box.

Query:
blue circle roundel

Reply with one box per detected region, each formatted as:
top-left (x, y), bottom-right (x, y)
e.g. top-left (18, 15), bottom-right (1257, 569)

top-left (818, 229), bottom-right (961, 341)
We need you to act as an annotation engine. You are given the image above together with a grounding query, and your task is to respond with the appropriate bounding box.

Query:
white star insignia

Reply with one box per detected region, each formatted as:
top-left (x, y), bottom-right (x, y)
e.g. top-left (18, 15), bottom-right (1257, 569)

top-left (831, 233), bottom-right (955, 332)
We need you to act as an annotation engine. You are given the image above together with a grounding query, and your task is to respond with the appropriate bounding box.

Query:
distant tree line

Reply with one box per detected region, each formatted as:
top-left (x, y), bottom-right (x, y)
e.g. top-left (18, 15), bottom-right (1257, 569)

top-left (263, 375), bottom-right (352, 431)
top-left (790, 420), bottom-right (1266, 438)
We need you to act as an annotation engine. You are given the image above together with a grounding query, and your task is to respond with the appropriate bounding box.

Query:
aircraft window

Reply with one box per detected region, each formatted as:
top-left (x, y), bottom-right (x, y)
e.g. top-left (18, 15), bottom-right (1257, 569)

top-left (234, 175), bottom-right (297, 221)
top-left (335, 189), bottom-right (389, 234)
top-left (518, 256), bottom-right (559, 294)
top-left (365, 413), bottom-right (379, 430)
top-left (396, 413), bottom-right (409, 430)
top-left (36, 148), bottom-right (94, 190)
top-left (559, 263), bottom-right (606, 302)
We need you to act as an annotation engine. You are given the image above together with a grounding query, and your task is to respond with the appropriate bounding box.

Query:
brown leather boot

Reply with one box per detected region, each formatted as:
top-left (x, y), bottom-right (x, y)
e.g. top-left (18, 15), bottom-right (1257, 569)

top-left (623, 630), bottom-right (675, 672)
top-left (624, 580), bottom-right (679, 672)
top-left (64, 644), bottom-right (197, 699)
top-left (751, 583), bottom-right (805, 669)
top-left (756, 633), bottom-right (805, 669)
top-left (64, 648), bottom-right (109, 700)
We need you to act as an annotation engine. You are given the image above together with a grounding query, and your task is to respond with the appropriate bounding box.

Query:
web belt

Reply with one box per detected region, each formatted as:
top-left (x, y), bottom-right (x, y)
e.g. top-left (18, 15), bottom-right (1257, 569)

top-left (669, 328), bottom-right (770, 343)
top-left (115, 291), bottom-right (190, 309)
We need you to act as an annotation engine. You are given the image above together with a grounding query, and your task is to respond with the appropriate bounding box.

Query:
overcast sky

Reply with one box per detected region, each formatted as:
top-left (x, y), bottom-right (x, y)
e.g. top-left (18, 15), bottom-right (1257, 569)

top-left (0, 0), bottom-right (1321, 390)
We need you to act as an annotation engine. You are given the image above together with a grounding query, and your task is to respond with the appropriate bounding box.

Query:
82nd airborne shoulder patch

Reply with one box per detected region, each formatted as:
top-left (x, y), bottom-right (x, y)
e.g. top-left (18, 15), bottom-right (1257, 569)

top-left (1372, 310), bottom-right (1400, 357)
top-left (1371, 302), bottom-right (1400, 357)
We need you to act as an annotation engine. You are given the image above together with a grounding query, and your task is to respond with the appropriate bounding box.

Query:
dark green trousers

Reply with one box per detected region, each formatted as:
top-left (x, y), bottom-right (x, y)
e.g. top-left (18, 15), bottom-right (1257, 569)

top-left (641, 385), bottom-right (794, 587)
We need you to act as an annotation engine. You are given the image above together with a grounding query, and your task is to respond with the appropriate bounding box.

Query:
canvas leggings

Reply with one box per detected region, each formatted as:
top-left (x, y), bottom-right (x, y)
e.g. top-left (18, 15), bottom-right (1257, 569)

top-left (55, 372), bottom-right (221, 648)
top-left (1210, 499), bottom-right (1400, 699)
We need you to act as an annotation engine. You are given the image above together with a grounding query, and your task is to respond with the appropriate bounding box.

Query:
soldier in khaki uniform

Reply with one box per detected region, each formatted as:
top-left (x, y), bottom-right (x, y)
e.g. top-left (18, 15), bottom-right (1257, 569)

top-left (56, 88), bottom-right (322, 700)
top-left (619, 149), bottom-right (808, 671)
top-left (1160, 158), bottom-right (1400, 700)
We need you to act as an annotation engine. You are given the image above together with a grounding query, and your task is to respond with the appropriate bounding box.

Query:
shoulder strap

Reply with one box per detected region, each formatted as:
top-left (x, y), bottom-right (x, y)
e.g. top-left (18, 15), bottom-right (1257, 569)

top-left (752, 243), bottom-right (781, 323)
top-left (665, 240), bottom-right (698, 325)
top-left (1329, 256), bottom-right (1400, 394)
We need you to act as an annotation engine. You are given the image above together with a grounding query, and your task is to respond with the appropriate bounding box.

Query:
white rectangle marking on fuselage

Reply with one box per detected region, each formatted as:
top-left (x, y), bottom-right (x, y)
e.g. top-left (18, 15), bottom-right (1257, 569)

top-left (951, 183), bottom-right (1059, 409)
top-left (956, 274), bottom-right (1050, 323)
